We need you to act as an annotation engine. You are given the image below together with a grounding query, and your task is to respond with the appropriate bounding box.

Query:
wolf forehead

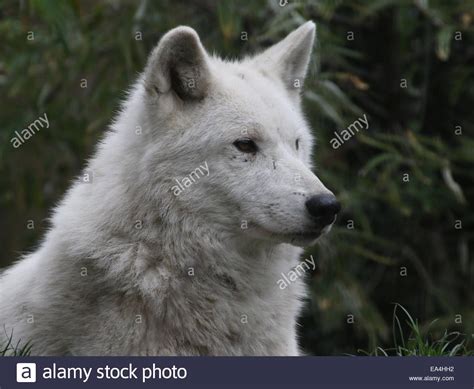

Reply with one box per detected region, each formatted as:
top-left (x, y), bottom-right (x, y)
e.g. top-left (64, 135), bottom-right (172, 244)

top-left (206, 70), bottom-right (307, 133)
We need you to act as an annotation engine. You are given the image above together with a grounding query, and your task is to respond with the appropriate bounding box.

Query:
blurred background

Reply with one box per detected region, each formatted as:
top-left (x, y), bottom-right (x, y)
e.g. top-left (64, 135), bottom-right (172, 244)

top-left (0, 0), bottom-right (473, 355)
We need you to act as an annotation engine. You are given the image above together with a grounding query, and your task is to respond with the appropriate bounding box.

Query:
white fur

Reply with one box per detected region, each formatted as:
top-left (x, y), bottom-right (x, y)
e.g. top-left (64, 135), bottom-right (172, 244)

top-left (0, 21), bottom-right (334, 355)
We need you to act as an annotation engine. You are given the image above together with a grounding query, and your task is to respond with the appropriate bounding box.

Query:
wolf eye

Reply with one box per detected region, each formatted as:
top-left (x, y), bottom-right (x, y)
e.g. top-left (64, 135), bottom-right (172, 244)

top-left (295, 138), bottom-right (300, 150)
top-left (233, 138), bottom-right (258, 153)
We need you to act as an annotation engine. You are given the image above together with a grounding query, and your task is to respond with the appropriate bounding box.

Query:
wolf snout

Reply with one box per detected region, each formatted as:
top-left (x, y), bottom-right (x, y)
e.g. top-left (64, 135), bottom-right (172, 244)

top-left (305, 193), bottom-right (341, 228)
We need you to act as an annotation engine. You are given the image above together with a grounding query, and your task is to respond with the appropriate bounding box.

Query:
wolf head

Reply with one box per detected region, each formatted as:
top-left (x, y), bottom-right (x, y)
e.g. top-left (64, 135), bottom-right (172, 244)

top-left (137, 22), bottom-right (339, 247)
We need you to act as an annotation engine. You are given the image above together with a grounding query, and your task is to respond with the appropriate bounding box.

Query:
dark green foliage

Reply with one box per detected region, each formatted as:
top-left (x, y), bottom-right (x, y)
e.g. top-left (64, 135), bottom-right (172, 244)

top-left (1, 0), bottom-right (472, 355)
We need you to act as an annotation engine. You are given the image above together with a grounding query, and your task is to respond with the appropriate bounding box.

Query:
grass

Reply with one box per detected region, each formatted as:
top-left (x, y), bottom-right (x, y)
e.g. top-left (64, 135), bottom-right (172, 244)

top-left (0, 328), bottom-right (33, 356)
top-left (359, 304), bottom-right (472, 356)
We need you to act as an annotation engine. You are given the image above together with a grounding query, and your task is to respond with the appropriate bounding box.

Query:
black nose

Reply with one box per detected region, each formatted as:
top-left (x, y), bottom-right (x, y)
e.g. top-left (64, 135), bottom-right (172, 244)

top-left (305, 194), bottom-right (341, 227)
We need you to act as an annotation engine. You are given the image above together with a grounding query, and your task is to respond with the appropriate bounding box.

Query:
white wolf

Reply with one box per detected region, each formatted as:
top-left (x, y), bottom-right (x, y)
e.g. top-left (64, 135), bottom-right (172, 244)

top-left (0, 21), bottom-right (340, 355)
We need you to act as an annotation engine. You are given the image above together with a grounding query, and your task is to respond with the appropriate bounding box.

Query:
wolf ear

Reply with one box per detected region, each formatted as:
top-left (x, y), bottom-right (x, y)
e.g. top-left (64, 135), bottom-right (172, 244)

top-left (144, 26), bottom-right (211, 101)
top-left (254, 21), bottom-right (315, 96)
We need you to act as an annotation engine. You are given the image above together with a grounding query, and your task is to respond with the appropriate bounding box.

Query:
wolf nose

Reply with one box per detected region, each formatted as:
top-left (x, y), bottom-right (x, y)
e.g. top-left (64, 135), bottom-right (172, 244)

top-left (305, 194), bottom-right (341, 226)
